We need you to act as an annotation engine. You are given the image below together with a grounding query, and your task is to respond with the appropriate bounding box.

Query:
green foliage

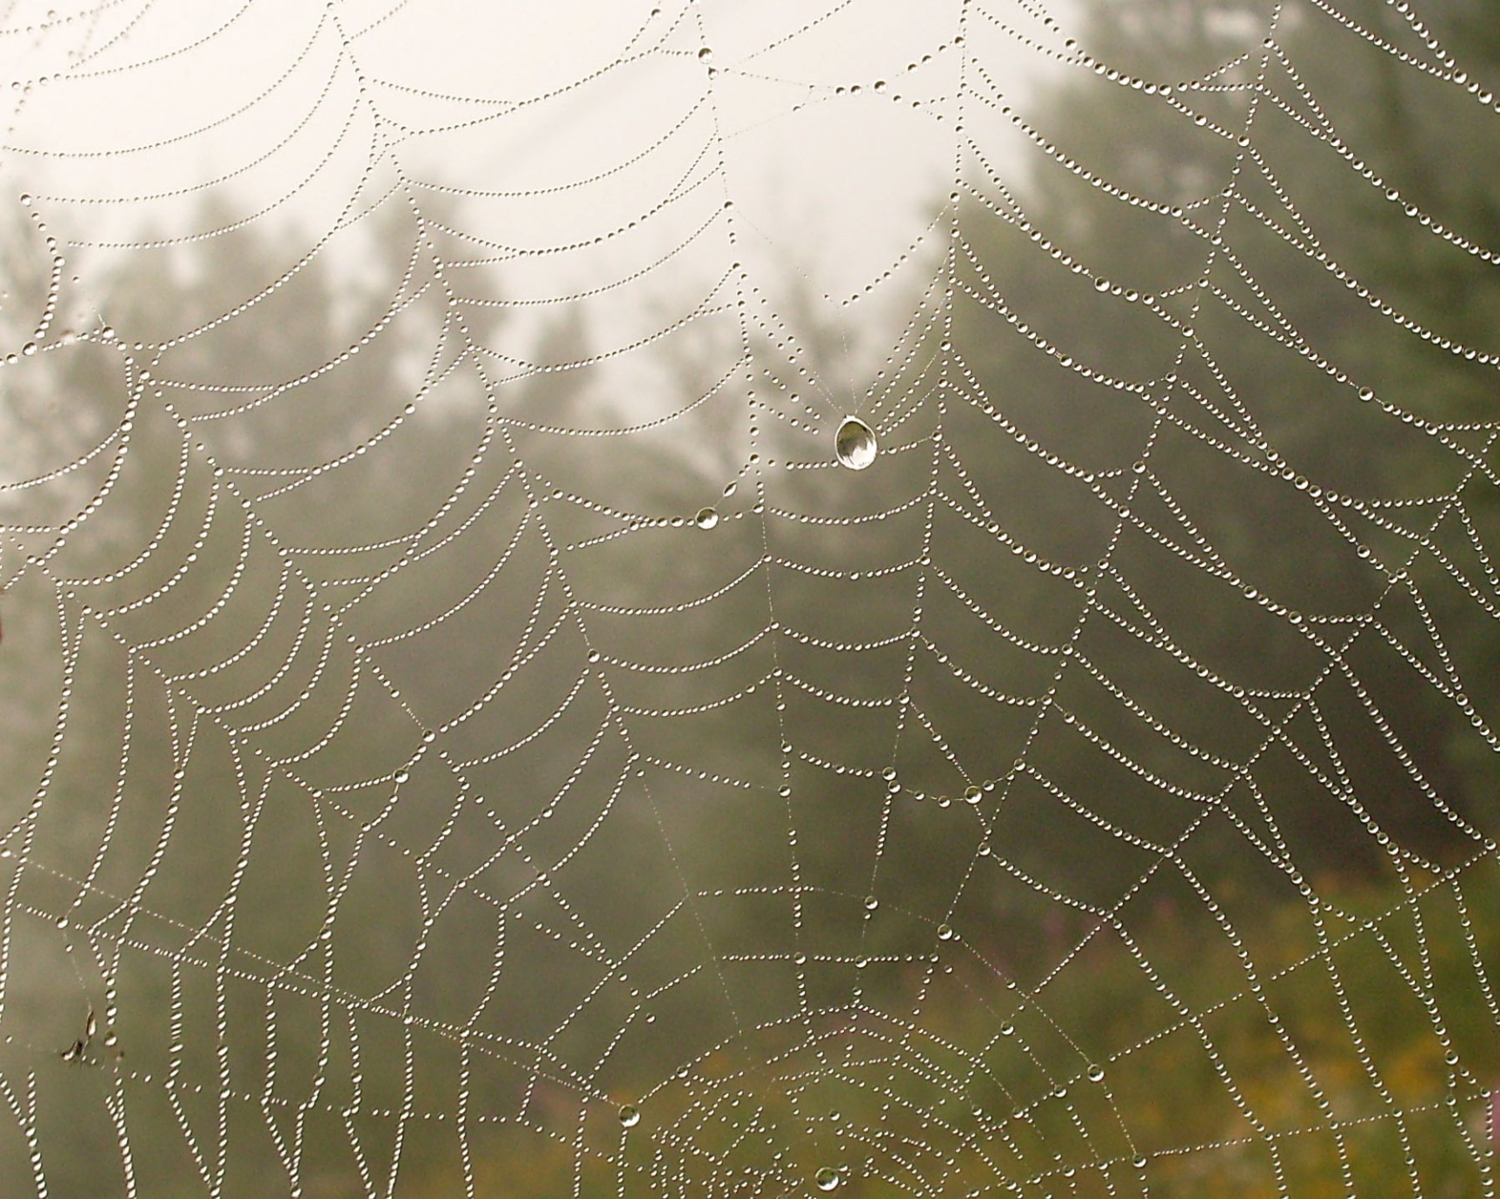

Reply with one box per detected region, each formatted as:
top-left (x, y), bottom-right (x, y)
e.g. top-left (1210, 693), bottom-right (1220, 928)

top-left (2, 0), bottom-right (1499, 1193)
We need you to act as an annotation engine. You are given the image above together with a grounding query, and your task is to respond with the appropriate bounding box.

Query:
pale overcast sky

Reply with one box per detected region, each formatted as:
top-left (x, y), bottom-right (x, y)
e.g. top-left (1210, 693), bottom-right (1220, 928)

top-left (3, 0), bottom-right (1068, 324)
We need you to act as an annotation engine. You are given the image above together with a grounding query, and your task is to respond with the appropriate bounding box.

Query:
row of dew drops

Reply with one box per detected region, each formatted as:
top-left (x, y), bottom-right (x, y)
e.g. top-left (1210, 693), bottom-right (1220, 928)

top-left (610, 764), bottom-right (1002, 1194)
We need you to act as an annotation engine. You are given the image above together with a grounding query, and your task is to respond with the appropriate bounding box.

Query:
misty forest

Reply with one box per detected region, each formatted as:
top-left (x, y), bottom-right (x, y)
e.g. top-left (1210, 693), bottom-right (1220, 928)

top-left (2, 0), bottom-right (1500, 1195)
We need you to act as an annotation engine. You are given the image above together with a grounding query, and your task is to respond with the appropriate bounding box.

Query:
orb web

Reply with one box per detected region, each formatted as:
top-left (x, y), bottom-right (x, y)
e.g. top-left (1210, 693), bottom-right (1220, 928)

top-left (1, 1), bottom-right (1498, 1196)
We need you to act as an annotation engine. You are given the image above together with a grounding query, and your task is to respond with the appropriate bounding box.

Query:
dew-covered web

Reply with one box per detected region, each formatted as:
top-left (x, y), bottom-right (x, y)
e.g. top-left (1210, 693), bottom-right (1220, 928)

top-left (2, 0), bottom-right (1499, 1195)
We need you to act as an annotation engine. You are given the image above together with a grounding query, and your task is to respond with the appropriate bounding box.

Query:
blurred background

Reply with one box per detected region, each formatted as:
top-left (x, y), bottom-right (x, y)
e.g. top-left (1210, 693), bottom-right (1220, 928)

top-left (1, 0), bottom-right (1499, 1194)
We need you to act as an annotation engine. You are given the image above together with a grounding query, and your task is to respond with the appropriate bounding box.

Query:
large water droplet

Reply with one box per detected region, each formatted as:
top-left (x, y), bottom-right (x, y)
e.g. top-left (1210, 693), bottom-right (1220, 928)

top-left (619, 1104), bottom-right (640, 1128)
top-left (834, 418), bottom-right (877, 470)
top-left (694, 507), bottom-right (719, 530)
top-left (815, 1166), bottom-right (841, 1191)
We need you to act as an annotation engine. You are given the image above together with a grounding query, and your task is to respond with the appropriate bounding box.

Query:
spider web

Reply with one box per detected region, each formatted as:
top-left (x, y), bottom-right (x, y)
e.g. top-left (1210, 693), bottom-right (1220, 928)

top-left (0, 0), bottom-right (1498, 1195)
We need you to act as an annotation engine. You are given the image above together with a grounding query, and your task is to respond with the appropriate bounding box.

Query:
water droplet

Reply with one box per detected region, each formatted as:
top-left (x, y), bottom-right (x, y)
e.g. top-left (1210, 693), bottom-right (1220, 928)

top-left (815, 1167), bottom-right (841, 1191)
top-left (694, 507), bottom-right (719, 530)
top-left (1087, 1064), bottom-right (1105, 1082)
top-left (698, 47), bottom-right (713, 61)
top-left (881, 766), bottom-right (896, 781)
top-left (863, 895), bottom-right (879, 911)
top-left (937, 924), bottom-right (953, 940)
top-left (834, 417), bottom-right (877, 470)
top-left (963, 786), bottom-right (981, 804)
top-left (619, 1104), bottom-right (640, 1128)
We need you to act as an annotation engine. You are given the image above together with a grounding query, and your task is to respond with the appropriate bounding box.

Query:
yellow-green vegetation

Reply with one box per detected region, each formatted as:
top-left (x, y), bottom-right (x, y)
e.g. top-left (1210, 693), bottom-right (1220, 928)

top-left (3, 0), bottom-right (1500, 1195)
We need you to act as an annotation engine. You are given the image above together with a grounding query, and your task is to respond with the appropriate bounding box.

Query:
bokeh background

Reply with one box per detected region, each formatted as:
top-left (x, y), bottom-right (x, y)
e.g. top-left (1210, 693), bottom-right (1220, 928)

top-left (1, 0), bottom-right (1499, 1195)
